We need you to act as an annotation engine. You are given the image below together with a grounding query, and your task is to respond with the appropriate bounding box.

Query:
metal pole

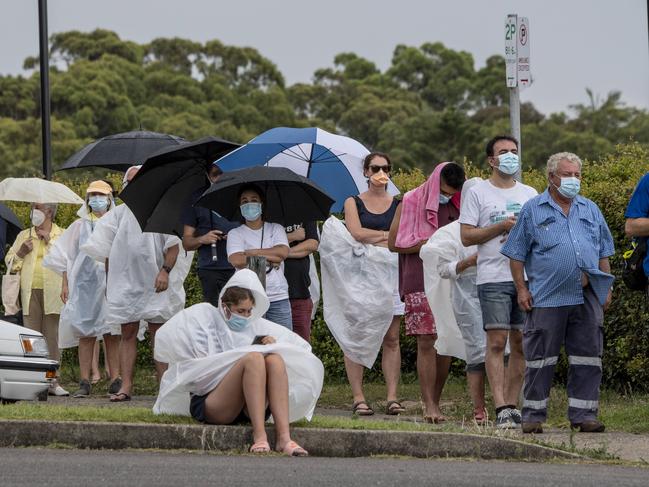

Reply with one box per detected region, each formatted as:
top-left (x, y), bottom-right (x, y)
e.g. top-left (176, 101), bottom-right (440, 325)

top-left (509, 85), bottom-right (522, 181)
top-left (38, 0), bottom-right (52, 180)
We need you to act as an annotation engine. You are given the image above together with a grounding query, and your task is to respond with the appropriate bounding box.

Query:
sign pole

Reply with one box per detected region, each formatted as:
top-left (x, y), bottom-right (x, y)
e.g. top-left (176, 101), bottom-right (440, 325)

top-left (505, 14), bottom-right (530, 181)
top-left (38, 0), bottom-right (52, 180)
top-left (509, 85), bottom-right (522, 175)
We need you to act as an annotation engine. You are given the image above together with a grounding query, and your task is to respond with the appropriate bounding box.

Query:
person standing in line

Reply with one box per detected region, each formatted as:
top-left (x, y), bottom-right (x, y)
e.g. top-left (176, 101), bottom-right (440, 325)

top-left (459, 135), bottom-right (538, 429)
top-left (227, 184), bottom-right (292, 329)
top-left (43, 180), bottom-right (121, 398)
top-left (501, 152), bottom-right (614, 433)
top-left (389, 161), bottom-right (465, 423)
top-left (182, 163), bottom-right (240, 306)
top-left (284, 222), bottom-right (319, 342)
top-left (423, 177), bottom-right (488, 423)
top-left (6, 202), bottom-right (68, 396)
top-left (81, 166), bottom-right (192, 402)
top-left (339, 152), bottom-right (404, 416)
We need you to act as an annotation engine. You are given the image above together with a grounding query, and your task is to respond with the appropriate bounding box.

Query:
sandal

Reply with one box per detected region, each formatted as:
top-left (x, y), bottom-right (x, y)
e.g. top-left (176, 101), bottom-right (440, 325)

top-left (278, 440), bottom-right (308, 457)
top-left (386, 400), bottom-right (406, 415)
top-left (109, 392), bottom-right (131, 402)
top-left (352, 401), bottom-right (374, 416)
top-left (249, 440), bottom-right (271, 454)
top-left (473, 407), bottom-right (487, 424)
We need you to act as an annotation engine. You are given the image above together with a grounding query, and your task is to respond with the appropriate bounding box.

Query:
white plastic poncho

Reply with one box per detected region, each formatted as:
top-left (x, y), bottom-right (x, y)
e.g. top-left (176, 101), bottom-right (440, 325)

top-left (423, 221), bottom-right (486, 365)
top-left (153, 269), bottom-right (324, 422)
top-left (420, 228), bottom-right (467, 361)
top-left (80, 204), bottom-right (193, 327)
top-left (319, 216), bottom-right (398, 369)
top-left (42, 206), bottom-right (112, 348)
top-left (308, 253), bottom-right (320, 320)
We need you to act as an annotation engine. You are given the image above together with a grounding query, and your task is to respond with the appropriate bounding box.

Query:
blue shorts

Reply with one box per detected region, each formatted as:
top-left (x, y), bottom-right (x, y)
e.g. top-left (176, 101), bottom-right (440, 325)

top-left (190, 393), bottom-right (271, 424)
top-left (477, 282), bottom-right (525, 331)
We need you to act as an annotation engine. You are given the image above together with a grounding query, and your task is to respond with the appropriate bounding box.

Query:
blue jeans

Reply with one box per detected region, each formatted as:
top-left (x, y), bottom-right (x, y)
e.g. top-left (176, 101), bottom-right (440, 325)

top-left (264, 298), bottom-right (293, 330)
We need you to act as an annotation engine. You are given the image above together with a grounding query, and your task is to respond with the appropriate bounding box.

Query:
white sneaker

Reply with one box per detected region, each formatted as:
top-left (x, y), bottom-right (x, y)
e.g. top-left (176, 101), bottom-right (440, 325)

top-left (496, 408), bottom-right (516, 429)
top-left (48, 384), bottom-right (70, 396)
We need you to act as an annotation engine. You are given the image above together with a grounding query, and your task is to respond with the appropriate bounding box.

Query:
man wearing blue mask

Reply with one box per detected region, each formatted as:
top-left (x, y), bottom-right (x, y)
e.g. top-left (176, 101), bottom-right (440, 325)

top-left (459, 135), bottom-right (538, 429)
top-left (501, 152), bottom-right (614, 434)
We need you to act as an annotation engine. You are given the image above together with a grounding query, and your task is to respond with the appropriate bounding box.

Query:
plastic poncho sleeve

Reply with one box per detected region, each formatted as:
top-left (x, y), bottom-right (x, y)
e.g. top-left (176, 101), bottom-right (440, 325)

top-left (81, 207), bottom-right (119, 262)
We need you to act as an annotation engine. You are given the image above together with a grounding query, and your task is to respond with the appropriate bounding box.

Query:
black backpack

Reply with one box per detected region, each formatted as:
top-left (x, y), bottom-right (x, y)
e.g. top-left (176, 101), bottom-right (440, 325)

top-left (622, 238), bottom-right (648, 291)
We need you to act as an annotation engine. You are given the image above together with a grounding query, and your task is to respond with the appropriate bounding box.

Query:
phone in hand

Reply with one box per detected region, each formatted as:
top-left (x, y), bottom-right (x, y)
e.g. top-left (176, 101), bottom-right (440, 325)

top-left (252, 335), bottom-right (267, 345)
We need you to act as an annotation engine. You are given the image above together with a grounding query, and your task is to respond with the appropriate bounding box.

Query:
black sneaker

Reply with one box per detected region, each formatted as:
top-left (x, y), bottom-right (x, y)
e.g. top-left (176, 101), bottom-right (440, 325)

top-left (72, 380), bottom-right (91, 398)
top-left (108, 378), bottom-right (122, 395)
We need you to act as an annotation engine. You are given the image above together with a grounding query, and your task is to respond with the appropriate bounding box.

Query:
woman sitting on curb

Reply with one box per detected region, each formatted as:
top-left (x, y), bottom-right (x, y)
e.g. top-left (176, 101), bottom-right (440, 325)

top-left (153, 269), bottom-right (324, 456)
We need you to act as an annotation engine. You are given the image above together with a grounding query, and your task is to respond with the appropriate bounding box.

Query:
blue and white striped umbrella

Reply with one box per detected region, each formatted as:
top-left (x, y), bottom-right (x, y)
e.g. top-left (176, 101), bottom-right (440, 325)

top-left (214, 127), bottom-right (399, 212)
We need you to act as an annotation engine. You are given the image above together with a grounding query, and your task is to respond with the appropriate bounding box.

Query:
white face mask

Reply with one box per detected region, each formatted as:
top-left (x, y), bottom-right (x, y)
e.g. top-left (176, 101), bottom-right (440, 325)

top-left (31, 209), bottom-right (46, 227)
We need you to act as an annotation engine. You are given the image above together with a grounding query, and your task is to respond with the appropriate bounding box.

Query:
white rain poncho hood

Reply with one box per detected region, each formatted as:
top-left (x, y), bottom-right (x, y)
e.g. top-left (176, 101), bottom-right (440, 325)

top-left (420, 177), bottom-right (483, 361)
top-left (42, 207), bottom-right (113, 348)
top-left (153, 269), bottom-right (324, 422)
top-left (80, 204), bottom-right (192, 327)
top-left (319, 216), bottom-right (398, 368)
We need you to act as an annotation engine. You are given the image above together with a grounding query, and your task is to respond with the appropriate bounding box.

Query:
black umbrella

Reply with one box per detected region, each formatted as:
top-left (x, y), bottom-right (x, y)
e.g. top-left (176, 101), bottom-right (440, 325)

top-left (197, 166), bottom-right (335, 225)
top-left (0, 203), bottom-right (23, 259)
top-left (120, 136), bottom-right (241, 236)
top-left (58, 130), bottom-right (186, 172)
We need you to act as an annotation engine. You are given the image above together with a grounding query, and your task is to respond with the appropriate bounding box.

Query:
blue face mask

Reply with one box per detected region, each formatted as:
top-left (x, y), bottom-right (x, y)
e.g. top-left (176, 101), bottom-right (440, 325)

top-left (439, 194), bottom-right (451, 205)
top-left (225, 309), bottom-right (251, 331)
top-left (240, 202), bottom-right (262, 221)
top-left (555, 176), bottom-right (580, 199)
top-left (497, 152), bottom-right (520, 175)
top-left (88, 195), bottom-right (109, 212)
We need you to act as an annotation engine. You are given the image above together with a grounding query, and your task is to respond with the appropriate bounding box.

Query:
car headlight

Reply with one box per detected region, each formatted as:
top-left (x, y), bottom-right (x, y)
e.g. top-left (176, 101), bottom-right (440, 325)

top-left (20, 334), bottom-right (49, 357)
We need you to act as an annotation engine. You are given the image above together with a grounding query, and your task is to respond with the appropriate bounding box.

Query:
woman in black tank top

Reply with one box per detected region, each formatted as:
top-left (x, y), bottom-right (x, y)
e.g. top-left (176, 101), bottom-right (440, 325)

top-left (340, 152), bottom-right (405, 417)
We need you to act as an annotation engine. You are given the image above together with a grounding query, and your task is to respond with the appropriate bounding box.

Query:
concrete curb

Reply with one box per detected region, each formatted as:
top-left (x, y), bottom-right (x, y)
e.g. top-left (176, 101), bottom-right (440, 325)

top-left (0, 420), bottom-right (580, 460)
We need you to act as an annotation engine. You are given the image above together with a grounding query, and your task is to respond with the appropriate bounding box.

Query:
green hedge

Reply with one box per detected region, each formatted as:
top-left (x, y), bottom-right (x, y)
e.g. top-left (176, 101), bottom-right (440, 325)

top-left (4, 144), bottom-right (649, 390)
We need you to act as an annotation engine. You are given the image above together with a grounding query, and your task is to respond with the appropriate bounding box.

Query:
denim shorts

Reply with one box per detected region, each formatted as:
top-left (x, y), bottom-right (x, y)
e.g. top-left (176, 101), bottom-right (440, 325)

top-left (477, 282), bottom-right (525, 331)
top-left (264, 298), bottom-right (293, 330)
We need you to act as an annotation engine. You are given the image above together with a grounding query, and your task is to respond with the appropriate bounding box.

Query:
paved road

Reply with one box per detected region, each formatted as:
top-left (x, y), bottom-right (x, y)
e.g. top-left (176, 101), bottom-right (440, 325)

top-left (2, 448), bottom-right (647, 487)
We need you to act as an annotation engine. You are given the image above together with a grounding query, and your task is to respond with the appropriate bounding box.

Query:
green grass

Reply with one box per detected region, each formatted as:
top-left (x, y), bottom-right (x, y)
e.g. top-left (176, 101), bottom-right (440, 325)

top-left (39, 366), bottom-right (649, 434)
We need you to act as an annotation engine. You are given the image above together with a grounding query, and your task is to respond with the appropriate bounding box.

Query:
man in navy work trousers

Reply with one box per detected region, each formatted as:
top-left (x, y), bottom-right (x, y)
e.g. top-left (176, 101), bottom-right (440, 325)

top-left (501, 152), bottom-right (614, 434)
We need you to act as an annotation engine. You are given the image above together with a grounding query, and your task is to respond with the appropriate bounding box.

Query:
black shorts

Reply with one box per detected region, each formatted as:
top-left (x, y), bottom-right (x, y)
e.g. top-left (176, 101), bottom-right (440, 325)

top-left (189, 393), bottom-right (271, 424)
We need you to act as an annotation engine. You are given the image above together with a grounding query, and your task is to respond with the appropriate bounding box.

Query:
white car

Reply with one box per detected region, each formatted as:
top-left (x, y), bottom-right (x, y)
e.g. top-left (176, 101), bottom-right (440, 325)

top-left (0, 320), bottom-right (58, 403)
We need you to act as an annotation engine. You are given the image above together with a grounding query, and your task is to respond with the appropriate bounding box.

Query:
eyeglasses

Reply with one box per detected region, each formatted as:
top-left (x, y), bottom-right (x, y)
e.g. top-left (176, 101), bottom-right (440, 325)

top-left (368, 164), bottom-right (391, 174)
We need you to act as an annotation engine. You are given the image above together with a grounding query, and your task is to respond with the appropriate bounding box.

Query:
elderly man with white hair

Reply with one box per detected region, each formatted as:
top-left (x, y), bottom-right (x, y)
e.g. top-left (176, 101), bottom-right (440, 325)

top-left (501, 152), bottom-right (614, 434)
top-left (81, 165), bottom-right (192, 402)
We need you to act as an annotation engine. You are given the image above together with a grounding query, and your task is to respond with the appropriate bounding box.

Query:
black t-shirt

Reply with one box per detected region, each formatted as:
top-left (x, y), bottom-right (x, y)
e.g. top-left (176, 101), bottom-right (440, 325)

top-left (284, 221), bottom-right (319, 299)
top-left (181, 187), bottom-right (240, 271)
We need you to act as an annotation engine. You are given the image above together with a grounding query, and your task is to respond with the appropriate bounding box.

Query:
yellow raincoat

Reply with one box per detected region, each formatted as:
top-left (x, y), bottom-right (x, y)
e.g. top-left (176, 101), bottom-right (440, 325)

top-left (5, 224), bottom-right (64, 315)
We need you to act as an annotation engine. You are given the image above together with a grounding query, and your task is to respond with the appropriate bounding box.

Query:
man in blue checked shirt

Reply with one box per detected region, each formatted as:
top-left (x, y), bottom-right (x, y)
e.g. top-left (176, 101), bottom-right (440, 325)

top-left (501, 152), bottom-right (614, 435)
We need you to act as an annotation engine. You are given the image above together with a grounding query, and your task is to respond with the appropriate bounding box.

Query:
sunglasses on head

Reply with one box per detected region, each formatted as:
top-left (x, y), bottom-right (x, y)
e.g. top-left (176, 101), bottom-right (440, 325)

top-left (368, 164), bottom-right (391, 174)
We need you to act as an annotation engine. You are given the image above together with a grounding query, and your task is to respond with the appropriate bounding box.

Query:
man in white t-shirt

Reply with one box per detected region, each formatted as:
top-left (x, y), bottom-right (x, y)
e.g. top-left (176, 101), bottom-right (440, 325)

top-left (226, 184), bottom-right (293, 329)
top-left (459, 135), bottom-right (538, 429)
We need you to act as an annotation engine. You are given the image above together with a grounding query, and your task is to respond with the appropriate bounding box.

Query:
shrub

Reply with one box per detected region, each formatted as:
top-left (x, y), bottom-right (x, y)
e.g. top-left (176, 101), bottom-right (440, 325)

top-left (3, 144), bottom-right (649, 391)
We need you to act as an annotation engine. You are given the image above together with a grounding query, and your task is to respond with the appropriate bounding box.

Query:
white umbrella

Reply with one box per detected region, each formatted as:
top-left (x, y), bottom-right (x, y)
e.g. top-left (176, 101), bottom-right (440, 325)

top-left (0, 178), bottom-right (84, 204)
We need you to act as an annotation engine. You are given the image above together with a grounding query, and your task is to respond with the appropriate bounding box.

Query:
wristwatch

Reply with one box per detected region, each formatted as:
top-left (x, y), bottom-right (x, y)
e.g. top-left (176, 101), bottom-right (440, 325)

top-left (162, 265), bottom-right (173, 274)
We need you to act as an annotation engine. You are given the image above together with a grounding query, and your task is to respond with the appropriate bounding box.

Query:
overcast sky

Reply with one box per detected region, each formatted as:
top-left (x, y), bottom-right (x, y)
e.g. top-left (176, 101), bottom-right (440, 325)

top-left (1, 0), bottom-right (648, 115)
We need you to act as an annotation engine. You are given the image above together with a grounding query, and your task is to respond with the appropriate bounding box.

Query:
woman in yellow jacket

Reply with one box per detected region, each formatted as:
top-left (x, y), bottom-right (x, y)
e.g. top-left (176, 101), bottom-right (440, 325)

top-left (5, 202), bottom-right (68, 395)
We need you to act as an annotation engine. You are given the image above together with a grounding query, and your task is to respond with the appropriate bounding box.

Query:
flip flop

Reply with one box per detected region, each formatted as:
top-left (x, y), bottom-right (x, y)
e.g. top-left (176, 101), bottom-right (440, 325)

top-left (249, 440), bottom-right (271, 454)
top-left (352, 401), bottom-right (374, 416)
top-left (386, 400), bottom-right (406, 415)
top-left (109, 392), bottom-right (131, 402)
top-left (278, 441), bottom-right (308, 457)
